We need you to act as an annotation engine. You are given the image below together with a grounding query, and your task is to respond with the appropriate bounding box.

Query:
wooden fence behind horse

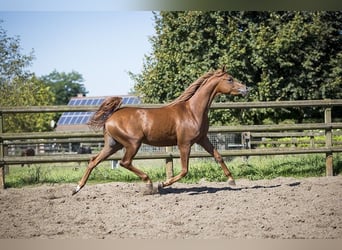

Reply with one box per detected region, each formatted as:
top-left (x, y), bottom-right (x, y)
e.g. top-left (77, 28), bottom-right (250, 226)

top-left (1, 99), bottom-right (342, 188)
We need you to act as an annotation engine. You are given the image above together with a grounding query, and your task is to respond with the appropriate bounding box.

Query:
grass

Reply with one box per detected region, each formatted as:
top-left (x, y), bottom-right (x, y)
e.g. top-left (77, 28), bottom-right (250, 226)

top-left (4, 153), bottom-right (342, 188)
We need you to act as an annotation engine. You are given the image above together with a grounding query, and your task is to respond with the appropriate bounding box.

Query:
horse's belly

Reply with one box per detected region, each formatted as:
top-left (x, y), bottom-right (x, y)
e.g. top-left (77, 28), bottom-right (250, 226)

top-left (142, 134), bottom-right (177, 147)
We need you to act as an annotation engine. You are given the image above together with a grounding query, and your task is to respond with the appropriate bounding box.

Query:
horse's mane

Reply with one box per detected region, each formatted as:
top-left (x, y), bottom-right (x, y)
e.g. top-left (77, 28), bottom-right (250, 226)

top-left (87, 68), bottom-right (227, 129)
top-left (167, 68), bottom-right (225, 106)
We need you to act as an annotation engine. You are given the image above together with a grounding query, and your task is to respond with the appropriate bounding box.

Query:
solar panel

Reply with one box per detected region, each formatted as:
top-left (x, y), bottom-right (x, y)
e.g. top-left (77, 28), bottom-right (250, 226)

top-left (57, 96), bottom-right (141, 127)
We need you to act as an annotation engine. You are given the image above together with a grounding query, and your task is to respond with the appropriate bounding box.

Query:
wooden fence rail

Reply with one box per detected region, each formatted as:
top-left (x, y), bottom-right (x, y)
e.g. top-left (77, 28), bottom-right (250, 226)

top-left (1, 99), bottom-right (342, 188)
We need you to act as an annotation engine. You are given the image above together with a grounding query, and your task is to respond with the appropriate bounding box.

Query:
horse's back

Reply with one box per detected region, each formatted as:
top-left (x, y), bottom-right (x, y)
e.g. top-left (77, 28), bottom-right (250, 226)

top-left (105, 105), bottom-right (188, 146)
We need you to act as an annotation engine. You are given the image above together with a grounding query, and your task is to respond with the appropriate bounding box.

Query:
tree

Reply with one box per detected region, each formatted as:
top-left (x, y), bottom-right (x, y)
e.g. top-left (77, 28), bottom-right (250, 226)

top-left (0, 22), bottom-right (55, 132)
top-left (40, 70), bottom-right (88, 105)
top-left (1, 76), bottom-right (55, 132)
top-left (131, 12), bottom-right (230, 104)
top-left (131, 11), bottom-right (342, 125)
top-left (239, 11), bottom-right (342, 123)
top-left (0, 21), bottom-right (34, 87)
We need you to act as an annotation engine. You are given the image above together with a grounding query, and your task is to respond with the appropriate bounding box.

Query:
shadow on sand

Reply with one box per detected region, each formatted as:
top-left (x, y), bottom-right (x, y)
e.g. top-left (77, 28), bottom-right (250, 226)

top-left (158, 181), bottom-right (301, 195)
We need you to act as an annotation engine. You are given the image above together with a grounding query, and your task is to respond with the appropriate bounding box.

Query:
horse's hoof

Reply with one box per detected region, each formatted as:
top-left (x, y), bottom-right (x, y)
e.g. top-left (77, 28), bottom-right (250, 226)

top-left (228, 179), bottom-right (236, 186)
top-left (71, 185), bottom-right (81, 196)
top-left (142, 183), bottom-right (159, 195)
top-left (157, 182), bottom-right (163, 191)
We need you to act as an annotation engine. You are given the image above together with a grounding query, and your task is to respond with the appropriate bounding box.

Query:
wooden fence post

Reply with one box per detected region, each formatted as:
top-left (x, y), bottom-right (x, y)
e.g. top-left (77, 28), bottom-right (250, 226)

top-left (325, 106), bottom-right (333, 176)
top-left (0, 111), bottom-right (5, 189)
top-left (165, 146), bottom-right (174, 179)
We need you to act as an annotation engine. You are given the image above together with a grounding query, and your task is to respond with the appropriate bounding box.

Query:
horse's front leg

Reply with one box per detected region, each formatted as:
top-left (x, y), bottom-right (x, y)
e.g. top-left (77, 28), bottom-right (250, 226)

top-left (159, 144), bottom-right (191, 188)
top-left (197, 136), bottom-right (236, 185)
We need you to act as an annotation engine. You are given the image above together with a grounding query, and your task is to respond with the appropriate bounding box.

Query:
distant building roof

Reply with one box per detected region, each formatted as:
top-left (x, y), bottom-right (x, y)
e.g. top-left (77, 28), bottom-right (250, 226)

top-left (56, 95), bottom-right (141, 131)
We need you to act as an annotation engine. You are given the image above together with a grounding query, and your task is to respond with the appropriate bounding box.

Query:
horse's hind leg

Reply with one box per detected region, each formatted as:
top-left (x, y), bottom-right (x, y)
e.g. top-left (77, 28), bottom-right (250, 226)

top-left (197, 136), bottom-right (235, 185)
top-left (119, 143), bottom-right (156, 195)
top-left (72, 133), bottom-right (123, 195)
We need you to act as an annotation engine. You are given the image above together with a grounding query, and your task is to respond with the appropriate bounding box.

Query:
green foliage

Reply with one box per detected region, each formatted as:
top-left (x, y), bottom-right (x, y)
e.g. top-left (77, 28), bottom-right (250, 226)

top-left (130, 11), bottom-right (342, 125)
top-left (5, 154), bottom-right (342, 188)
top-left (0, 22), bottom-right (55, 132)
top-left (0, 21), bottom-right (34, 85)
top-left (259, 133), bottom-right (342, 148)
top-left (1, 76), bottom-right (56, 132)
top-left (0, 22), bottom-right (89, 132)
top-left (40, 70), bottom-right (88, 105)
top-left (39, 70), bottom-right (88, 123)
top-left (230, 154), bottom-right (334, 180)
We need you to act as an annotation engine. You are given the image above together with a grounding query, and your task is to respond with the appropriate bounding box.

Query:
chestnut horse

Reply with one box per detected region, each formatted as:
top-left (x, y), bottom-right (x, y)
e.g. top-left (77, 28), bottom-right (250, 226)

top-left (72, 67), bottom-right (248, 195)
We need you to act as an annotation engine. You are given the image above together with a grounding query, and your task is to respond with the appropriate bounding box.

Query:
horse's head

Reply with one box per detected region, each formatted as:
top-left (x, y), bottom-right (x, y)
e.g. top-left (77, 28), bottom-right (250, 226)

top-left (214, 66), bottom-right (249, 96)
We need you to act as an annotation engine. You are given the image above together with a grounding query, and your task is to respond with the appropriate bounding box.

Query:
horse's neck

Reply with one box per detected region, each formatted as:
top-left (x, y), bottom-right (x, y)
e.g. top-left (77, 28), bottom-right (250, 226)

top-left (188, 78), bottom-right (218, 119)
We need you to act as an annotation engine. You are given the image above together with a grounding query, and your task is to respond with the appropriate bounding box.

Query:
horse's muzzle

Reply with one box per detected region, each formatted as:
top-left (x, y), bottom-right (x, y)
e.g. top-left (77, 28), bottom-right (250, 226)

top-left (239, 86), bottom-right (251, 96)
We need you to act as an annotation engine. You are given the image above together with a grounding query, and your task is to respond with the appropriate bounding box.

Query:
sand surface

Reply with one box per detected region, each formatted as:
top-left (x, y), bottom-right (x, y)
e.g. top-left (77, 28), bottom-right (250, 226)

top-left (0, 176), bottom-right (341, 239)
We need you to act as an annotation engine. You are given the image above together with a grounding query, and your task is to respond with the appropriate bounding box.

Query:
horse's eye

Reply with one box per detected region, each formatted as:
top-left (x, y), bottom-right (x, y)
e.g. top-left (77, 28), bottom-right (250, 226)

top-left (227, 77), bottom-right (233, 83)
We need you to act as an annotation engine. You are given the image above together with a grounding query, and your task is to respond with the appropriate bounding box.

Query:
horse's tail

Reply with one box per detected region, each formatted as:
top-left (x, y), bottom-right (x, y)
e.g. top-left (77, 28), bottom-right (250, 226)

top-left (87, 96), bottom-right (123, 129)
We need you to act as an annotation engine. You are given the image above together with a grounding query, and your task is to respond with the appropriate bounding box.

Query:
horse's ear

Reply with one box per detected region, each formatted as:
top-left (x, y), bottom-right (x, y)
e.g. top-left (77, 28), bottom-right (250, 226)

top-left (222, 65), bottom-right (226, 73)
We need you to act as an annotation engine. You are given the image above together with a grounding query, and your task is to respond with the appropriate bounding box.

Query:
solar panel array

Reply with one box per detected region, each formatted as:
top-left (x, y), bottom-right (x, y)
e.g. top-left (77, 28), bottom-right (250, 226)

top-left (57, 96), bottom-right (140, 126)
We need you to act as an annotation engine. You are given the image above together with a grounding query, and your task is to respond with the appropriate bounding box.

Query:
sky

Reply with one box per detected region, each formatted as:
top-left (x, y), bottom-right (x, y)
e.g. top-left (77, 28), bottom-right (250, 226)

top-left (0, 11), bottom-right (155, 96)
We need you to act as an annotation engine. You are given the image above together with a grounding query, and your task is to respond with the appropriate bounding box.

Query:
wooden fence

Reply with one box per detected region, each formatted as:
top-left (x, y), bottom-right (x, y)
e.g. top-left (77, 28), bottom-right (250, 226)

top-left (1, 99), bottom-right (342, 188)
